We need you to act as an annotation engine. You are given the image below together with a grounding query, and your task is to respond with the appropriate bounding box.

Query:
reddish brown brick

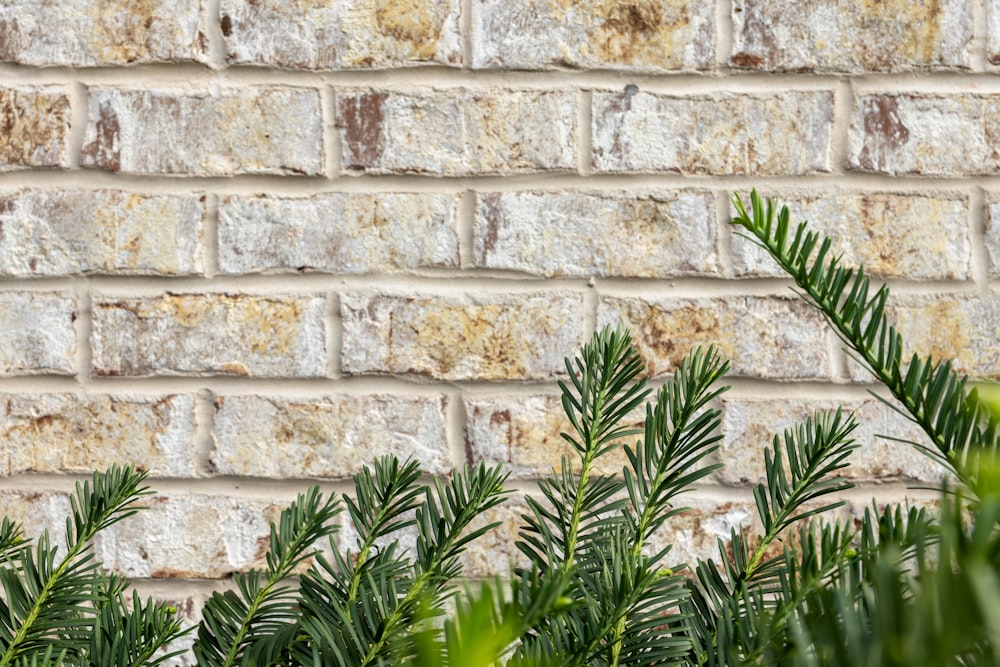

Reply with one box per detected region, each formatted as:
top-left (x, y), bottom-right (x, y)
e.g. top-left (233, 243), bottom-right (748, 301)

top-left (336, 89), bottom-right (576, 175)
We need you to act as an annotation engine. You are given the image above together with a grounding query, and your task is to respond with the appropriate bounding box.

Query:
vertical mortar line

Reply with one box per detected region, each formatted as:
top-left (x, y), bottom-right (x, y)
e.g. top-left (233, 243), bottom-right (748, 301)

top-left (970, 185), bottom-right (989, 289)
top-left (203, 0), bottom-right (227, 70)
top-left (972, 0), bottom-right (987, 72)
top-left (717, 0), bottom-right (734, 68)
top-left (829, 78), bottom-right (853, 175)
top-left (204, 192), bottom-right (221, 278)
top-left (584, 280), bottom-right (599, 338)
top-left (578, 88), bottom-right (593, 177)
top-left (458, 189), bottom-right (476, 269)
top-left (715, 189), bottom-right (735, 279)
top-left (75, 280), bottom-right (93, 388)
top-left (445, 387), bottom-right (470, 469)
top-left (327, 292), bottom-right (342, 380)
top-left (324, 84), bottom-right (341, 180)
top-left (194, 388), bottom-right (217, 476)
top-left (67, 82), bottom-right (89, 170)
top-left (461, 0), bottom-right (474, 69)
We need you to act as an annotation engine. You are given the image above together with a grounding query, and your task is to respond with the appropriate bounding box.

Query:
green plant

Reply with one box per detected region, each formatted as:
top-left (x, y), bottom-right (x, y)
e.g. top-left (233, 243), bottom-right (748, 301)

top-left (2, 190), bottom-right (998, 665)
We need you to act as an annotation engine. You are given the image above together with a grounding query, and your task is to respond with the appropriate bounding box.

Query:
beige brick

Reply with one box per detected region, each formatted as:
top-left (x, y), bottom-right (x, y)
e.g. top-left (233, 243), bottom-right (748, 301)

top-left (473, 0), bottom-right (714, 71)
top-left (983, 194), bottom-right (1000, 276)
top-left (341, 293), bottom-right (585, 380)
top-left (336, 89), bottom-right (576, 175)
top-left (599, 296), bottom-right (830, 380)
top-left (0, 88), bottom-right (69, 170)
top-left (0, 394), bottom-right (197, 477)
top-left (0, 190), bottom-right (204, 276)
top-left (988, 1), bottom-right (1000, 66)
top-left (212, 394), bottom-right (450, 478)
top-left (92, 294), bottom-right (326, 377)
top-left (849, 94), bottom-right (1000, 176)
top-left (461, 499), bottom-right (528, 578)
top-left (0, 292), bottom-right (76, 376)
top-left (221, 0), bottom-right (460, 69)
top-left (731, 0), bottom-right (971, 71)
top-left (218, 193), bottom-right (458, 275)
top-left (733, 192), bottom-right (971, 280)
top-left (82, 87), bottom-right (324, 176)
top-left (593, 91), bottom-right (833, 175)
top-left (0, 491), bottom-right (72, 553)
top-left (881, 296), bottom-right (1000, 380)
top-left (475, 191), bottom-right (719, 277)
top-left (94, 494), bottom-right (285, 579)
top-left (465, 394), bottom-right (634, 479)
top-left (0, 0), bottom-right (205, 66)
top-left (719, 398), bottom-right (944, 485)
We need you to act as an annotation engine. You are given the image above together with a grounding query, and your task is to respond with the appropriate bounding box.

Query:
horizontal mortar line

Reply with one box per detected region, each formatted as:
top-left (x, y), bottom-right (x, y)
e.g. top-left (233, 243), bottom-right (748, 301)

top-left (5, 62), bottom-right (1000, 91)
top-left (3, 171), bottom-right (1000, 194)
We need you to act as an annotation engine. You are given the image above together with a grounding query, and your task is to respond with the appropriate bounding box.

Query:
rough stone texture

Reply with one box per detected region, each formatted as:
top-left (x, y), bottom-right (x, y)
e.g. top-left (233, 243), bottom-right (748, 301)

top-left (599, 296), bottom-right (830, 380)
top-left (0, 0), bottom-right (206, 66)
top-left (0, 88), bottom-right (70, 171)
top-left (461, 499), bottom-right (529, 578)
top-left (219, 193), bottom-right (458, 275)
top-left (988, 1), bottom-right (1000, 66)
top-left (593, 91), bottom-right (833, 174)
top-left (465, 394), bottom-right (634, 478)
top-left (336, 89), bottom-right (576, 175)
top-left (0, 491), bottom-right (72, 553)
top-left (985, 195), bottom-right (1000, 275)
top-left (341, 293), bottom-right (585, 380)
top-left (474, 190), bottom-right (719, 277)
top-left (0, 394), bottom-right (197, 477)
top-left (732, 192), bottom-right (971, 280)
top-left (731, 0), bottom-right (972, 72)
top-left (95, 494), bottom-right (285, 579)
top-left (0, 190), bottom-right (204, 276)
top-left (473, 0), bottom-right (714, 71)
top-left (719, 398), bottom-right (943, 485)
top-left (0, 292), bottom-right (76, 376)
top-left (82, 87), bottom-right (324, 176)
top-left (849, 94), bottom-right (1000, 176)
top-left (221, 0), bottom-right (460, 69)
top-left (212, 394), bottom-right (450, 478)
top-left (871, 296), bottom-right (1000, 380)
top-left (92, 294), bottom-right (326, 377)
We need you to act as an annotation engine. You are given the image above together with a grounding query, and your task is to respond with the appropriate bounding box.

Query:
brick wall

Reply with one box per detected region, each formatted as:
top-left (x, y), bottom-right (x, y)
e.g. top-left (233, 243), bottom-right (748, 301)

top-left (0, 0), bottom-right (993, 654)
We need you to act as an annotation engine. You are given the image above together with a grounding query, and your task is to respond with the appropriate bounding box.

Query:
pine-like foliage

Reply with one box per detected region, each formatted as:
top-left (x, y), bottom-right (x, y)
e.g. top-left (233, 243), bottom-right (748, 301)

top-left (0, 465), bottom-right (187, 666)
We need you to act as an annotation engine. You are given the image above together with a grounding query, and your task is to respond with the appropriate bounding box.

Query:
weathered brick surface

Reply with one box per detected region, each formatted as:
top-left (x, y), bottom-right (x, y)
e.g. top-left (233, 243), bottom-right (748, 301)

top-left (881, 296), bottom-right (1000, 380)
top-left (474, 191), bottom-right (719, 277)
top-left (733, 192), bottom-right (971, 280)
top-left (0, 0), bottom-right (205, 67)
top-left (0, 190), bottom-right (204, 276)
top-left (599, 296), bottom-right (830, 380)
top-left (849, 94), bottom-right (1000, 176)
top-left (0, 394), bottom-right (197, 477)
top-left (473, 0), bottom-right (714, 71)
top-left (0, 491), bottom-right (72, 553)
top-left (336, 89), bottom-right (576, 175)
top-left (341, 293), bottom-right (585, 380)
top-left (985, 195), bottom-right (1000, 275)
top-left (465, 394), bottom-right (634, 478)
top-left (592, 91), bottom-right (833, 174)
top-left (82, 88), bottom-right (324, 176)
top-left (212, 394), bottom-right (450, 478)
top-left (719, 398), bottom-right (943, 485)
top-left (0, 292), bottom-right (76, 376)
top-left (218, 193), bottom-right (458, 275)
top-left (95, 495), bottom-right (285, 579)
top-left (0, 88), bottom-right (70, 171)
top-left (988, 2), bottom-right (1000, 66)
top-left (92, 294), bottom-right (326, 377)
top-left (221, 0), bottom-right (460, 69)
top-left (731, 0), bottom-right (971, 71)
